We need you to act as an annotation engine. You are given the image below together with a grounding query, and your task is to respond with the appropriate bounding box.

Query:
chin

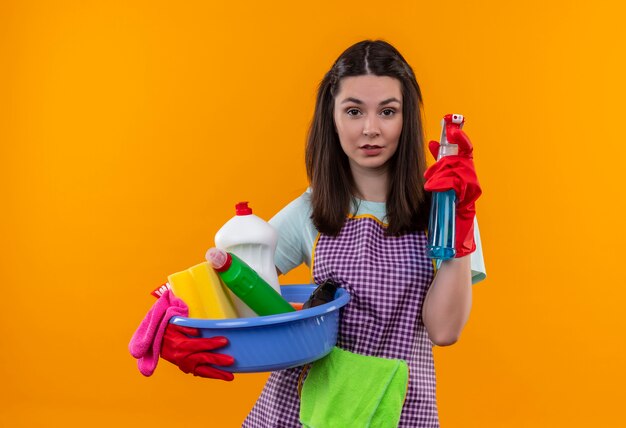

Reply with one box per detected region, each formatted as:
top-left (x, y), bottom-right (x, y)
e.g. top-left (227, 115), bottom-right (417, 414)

top-left (359, 158), bottom-right (392, 170)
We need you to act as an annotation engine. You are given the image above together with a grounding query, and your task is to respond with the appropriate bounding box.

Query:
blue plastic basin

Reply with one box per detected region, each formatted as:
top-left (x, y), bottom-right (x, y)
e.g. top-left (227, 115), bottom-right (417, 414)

top-left (169, 284), bottom-right (350, 373)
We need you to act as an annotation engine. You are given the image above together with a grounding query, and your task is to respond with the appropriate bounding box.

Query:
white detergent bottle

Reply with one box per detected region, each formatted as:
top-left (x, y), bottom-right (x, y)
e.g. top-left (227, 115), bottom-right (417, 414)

top-left (213, 201), bottom-right (281, 318)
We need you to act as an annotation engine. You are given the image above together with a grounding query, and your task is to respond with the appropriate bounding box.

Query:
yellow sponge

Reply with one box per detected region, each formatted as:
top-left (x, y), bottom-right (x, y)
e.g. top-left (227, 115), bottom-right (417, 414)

top-left (168, 261), bottom-right (237, 319)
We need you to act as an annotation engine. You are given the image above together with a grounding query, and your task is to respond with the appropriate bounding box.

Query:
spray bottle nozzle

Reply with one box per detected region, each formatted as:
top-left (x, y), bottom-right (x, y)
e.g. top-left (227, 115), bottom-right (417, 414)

top-left (438, 113), bottom-right (465, 159)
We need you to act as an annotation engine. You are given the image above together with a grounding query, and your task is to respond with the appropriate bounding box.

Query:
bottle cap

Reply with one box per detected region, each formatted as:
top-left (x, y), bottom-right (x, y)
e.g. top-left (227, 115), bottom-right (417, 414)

top-left (235, 202), bottom-right (252, 215)
top-left (206, 247), bottom-right (232, 272)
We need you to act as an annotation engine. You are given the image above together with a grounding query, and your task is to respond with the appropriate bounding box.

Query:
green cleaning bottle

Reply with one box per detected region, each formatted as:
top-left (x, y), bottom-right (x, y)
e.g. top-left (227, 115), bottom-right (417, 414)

top-left (206, 247), bottom-right (295, 316)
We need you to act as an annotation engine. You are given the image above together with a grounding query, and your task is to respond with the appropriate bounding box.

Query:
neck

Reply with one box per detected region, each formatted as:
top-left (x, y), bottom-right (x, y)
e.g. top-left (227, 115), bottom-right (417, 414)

top-left (350, 163), bottom-right (389, 203)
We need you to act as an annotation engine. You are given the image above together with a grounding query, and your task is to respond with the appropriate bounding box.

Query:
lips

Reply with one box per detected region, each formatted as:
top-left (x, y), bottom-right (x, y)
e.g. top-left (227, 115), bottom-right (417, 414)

top-left (360, 144), bottom-right (384, 156)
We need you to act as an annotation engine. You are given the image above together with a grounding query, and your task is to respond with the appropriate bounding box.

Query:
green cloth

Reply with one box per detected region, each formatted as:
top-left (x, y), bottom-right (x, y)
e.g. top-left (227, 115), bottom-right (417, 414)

top-left (299, 347), bottom-right (409, 428)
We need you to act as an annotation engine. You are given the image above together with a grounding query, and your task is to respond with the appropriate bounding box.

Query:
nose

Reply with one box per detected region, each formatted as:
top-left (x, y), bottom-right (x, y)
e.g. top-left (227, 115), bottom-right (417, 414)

top-left (363, 115), bottom-right (381, 137)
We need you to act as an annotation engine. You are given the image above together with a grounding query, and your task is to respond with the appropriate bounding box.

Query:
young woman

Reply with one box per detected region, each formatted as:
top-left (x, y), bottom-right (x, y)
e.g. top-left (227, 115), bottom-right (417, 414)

top-left (160, 39), bottom-right (485, 427)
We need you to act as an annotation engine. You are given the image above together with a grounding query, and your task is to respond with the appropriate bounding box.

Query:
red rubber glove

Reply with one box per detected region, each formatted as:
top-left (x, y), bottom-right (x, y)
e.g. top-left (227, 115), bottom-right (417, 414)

top-left (424, 121), bottom-right (482, 258)
top-left (161, 324), bottom-right (235, 381)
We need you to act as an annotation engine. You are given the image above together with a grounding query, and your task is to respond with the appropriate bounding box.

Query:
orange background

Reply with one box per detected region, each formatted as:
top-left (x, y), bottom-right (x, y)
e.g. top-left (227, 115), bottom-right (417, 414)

top-left (2, 1), bottom-right (625, 426)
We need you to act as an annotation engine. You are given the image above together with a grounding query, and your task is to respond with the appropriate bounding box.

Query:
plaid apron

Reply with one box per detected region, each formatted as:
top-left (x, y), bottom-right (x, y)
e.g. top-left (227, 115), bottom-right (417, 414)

top-left (243, 215), bottom-right (438, 427)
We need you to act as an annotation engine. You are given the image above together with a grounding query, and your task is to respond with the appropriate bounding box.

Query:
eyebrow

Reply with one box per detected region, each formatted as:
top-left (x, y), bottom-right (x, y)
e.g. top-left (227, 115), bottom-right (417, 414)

top-left (340, 97), bottom-right (402, 106)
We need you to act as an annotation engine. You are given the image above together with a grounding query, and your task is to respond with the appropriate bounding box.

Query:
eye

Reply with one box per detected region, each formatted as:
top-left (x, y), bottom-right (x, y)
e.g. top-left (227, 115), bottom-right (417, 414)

top-left (346, 108), bottom-right (361, 116)
top-left (380, 108), bottom-right (396, 117)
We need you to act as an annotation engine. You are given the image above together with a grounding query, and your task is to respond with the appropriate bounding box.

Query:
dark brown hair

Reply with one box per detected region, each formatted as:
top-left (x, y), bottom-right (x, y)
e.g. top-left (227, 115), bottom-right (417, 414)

top-left (305, 39), bottom-right (430, 236)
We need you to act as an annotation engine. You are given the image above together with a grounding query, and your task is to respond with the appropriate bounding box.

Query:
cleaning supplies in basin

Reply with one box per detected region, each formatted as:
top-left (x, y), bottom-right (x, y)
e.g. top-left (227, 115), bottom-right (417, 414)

top-left (303, 280), bottom-right (338, 309)
top-left (214, 202), bottom-right (281, 317)
top-left (167, 261), bottom-right (237, 319)
top-left (207, 247), bottom-right (295, 316)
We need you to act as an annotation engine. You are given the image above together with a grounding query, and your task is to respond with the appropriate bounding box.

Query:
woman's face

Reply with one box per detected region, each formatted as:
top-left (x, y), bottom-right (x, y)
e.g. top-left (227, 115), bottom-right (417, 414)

top-left (333, 75), bottom-right (403, 174)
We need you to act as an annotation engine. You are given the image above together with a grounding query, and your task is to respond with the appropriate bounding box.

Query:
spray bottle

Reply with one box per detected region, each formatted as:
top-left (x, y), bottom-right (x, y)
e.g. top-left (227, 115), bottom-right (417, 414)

top-left (427, 113), bottom-right (465, 261)
top-left (206, 248), bottom-right (295, 316)
top-left (214, 202), bottom-right (281, 317)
